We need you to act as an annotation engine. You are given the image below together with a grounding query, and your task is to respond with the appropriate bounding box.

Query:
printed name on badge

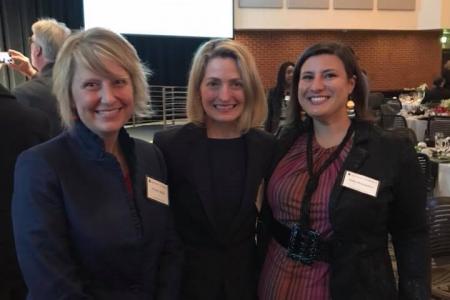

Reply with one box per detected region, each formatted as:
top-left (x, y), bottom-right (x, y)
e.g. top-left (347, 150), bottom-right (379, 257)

top-left (146, 176), bottom-right (169, 205)
top-left (341, 170), bottom-right (379, 197)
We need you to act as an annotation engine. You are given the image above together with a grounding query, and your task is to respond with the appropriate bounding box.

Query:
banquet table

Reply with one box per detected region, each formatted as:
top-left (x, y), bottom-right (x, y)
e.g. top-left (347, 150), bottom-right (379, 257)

top-left (433, 161), bottom-right (450, 197)
top-left (405, 116), bottom-right (428, 142)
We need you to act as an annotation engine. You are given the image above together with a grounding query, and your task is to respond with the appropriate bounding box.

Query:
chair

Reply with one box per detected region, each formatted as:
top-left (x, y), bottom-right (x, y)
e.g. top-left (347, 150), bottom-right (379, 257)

top-left (429, 119), bottom-right (450, 141)
top-left (385, 98), bottom-right (402, 114)
top-left (380, 114), bottom-right (407, 130)
top-left (428, 197), bottom-right (450, 299)
top-left (416, 153), bottom-right (435, 193)
top-left (390, 127), bottom-right (418, 146)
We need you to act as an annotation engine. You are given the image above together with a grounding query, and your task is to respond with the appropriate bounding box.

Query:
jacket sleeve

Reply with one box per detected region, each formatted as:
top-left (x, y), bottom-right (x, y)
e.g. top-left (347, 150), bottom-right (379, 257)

top-left (12, 151), bottom-right (92, 300)
top-left (390, 141), bottom-right (430, 300)
top-left (152, 142), bottom-right (184, 300)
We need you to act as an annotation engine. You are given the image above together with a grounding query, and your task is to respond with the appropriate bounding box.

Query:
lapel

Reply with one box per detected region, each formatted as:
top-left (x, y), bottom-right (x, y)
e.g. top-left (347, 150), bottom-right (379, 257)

top-left (224, 130), bottom-right (263, 239)
top-left (185, 124), bottom-right (219, 232)
top-left (328, 121), bottom-right (371, 225)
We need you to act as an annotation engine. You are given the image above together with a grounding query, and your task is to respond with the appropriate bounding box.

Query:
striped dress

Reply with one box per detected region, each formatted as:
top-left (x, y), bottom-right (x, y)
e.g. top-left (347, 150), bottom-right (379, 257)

top-left (258, 133), bottom-right (352, 300)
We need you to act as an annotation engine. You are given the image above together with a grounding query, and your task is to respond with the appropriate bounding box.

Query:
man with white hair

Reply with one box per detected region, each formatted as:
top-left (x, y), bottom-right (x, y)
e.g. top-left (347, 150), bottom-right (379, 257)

top-left (7, 18), bottom-right (70, 137)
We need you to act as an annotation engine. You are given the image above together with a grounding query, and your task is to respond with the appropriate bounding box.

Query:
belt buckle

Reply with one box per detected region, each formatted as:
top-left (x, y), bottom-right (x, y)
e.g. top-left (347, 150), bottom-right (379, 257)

top-left (286, 224), bottom-right (320, 265)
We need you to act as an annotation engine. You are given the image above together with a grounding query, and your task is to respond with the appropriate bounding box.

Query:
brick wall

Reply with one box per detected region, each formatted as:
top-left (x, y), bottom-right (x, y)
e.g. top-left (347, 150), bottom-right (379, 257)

top-left (235, 30), bottom-right (442, 92)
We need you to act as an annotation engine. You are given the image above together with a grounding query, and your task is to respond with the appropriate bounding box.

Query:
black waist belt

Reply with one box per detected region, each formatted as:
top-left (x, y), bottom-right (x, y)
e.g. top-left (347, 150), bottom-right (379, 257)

top-left (271, 218), bottom-right (332, 263)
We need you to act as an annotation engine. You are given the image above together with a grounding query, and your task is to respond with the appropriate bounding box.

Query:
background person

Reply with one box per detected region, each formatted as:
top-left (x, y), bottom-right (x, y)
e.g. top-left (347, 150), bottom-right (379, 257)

top-left (0, 62), bottom-right (50, 300)
top-left (422, 76), bottom-right (450, 104)
top-left (12, 27), bottom-right (182, 300)
top-left (153, 38), bottom-right (277, 300)
top-left (264, 61), bottom-right (295, 134)
top-left (258, 42), bottom-right (429, 300)
top-left (7, 18), bottom-right (70, 137)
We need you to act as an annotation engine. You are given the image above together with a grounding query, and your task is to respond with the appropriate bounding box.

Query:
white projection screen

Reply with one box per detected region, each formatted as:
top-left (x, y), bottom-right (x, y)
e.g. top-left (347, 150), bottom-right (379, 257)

top-left (83, 0), bottom-right (234, 38)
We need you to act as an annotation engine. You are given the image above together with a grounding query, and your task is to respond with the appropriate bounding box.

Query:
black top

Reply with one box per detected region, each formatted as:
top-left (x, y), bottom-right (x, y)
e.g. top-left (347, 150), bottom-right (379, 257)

top-left (207, 137), bottom-right (246, 235)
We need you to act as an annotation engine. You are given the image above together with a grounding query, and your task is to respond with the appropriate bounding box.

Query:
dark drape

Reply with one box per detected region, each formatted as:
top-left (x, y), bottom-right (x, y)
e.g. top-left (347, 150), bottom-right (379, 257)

top-left (127, 35), bottom-right (209, 86)
top-left (0, 0), bottom-right (209, 89)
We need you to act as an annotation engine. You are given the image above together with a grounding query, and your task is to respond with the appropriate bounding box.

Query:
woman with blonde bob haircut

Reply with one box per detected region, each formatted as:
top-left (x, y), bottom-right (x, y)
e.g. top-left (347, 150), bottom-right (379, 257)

top-left (154, 38), bottom-right (277, 300)
top-left (186, 38), bottom-right (267, 133)
top-left (53, 27), bottom-right (149, 128)
top-left (12, 27), bottom-right (182, 300)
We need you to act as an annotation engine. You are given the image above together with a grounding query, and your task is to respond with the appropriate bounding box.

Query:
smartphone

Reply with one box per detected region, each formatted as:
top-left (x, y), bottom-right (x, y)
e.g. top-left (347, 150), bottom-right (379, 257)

top-left (0, 52), bottom-right (13, 64)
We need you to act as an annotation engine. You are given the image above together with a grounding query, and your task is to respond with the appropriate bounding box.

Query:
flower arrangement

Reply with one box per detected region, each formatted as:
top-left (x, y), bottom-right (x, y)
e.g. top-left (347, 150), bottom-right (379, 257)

top-left (431, 98), bottom-right (450, 115)
top-left (441, 99), bottom-right (450, 110)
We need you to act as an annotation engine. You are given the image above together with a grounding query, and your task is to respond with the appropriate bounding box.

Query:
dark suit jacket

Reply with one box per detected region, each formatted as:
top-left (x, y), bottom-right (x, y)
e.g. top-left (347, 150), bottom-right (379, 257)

top-left (0, 84), bottom-right (50, 300)
top-left (13, 63), bottom-right (63, 137)
top-left (12, 122), bottom-right (182, 300)
top-left (154, 123), bottom-right (277, 300)
top-left (266, 119), bottom-right (429, 300)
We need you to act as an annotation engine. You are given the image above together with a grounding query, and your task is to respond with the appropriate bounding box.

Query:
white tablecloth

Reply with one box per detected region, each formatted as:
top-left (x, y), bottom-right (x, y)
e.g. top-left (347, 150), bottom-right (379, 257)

top-left (405, 116), bottom-right (427, 142)
top-left (434, 163), bottom-right (450, 197)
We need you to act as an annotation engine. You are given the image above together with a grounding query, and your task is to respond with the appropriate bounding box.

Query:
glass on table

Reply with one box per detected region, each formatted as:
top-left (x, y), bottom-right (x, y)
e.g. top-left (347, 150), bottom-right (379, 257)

top-left (435, 132), bottom-right (446, 153)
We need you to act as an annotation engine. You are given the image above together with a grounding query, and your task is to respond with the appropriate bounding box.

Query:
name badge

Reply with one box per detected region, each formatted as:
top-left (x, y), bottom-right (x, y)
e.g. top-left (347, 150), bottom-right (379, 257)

top-left (341, 171), bottom-right (379, 197)
top-left (284, 95), bottom-right (290, 101)
top-left (146, 176), bottom-right (169, 205)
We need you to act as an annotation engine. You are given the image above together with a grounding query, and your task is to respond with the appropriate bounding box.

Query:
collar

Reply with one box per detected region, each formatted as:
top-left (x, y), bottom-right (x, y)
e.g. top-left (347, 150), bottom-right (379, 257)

top-left (38, 62), bottom-right (54, 78)
top-left (278, 118), bottom-right (373, 156)
top-left (69, 121), bottom-right (134, 161)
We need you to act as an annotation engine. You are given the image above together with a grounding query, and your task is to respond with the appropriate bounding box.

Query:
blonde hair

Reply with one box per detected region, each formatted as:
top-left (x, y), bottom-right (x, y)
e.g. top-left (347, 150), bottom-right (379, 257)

top-left (32, 18), bottom-right (71, 62)
top-left (53, 27), bottom-right (150, 128)
top-left (186, 39), bottom-right (266, 133)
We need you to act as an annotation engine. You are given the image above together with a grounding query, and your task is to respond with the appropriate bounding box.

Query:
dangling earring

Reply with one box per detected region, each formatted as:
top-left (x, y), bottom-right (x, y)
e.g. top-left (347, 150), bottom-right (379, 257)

top-left (347, 98), bottom-right (355, 119)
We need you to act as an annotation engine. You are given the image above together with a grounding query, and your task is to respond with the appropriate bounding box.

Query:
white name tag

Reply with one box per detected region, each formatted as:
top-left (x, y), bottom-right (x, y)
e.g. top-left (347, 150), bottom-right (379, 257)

top-left (341, 171), bottom-right (379, 197)
top-left (146, 176), bottom-right (169, 205)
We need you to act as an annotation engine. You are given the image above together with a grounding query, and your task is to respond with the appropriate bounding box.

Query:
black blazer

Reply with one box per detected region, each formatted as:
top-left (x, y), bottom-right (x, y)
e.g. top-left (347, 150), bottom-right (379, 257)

top-left (264, 119), bottom-right (430, 300)
top-left (0, 84), bottom-right (50, 300)
top-left (154, 123), bottom-right (277, 300)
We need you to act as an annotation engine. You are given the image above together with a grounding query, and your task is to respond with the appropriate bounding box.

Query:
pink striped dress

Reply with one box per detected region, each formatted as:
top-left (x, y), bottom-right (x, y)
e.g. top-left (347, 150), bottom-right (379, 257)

top-left (258, 133), bottom-right (352, 300)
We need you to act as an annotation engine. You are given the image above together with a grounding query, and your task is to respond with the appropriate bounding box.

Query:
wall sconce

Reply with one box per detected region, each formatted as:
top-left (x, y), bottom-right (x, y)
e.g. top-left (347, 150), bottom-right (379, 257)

top-left (441, 36), bottom-right (448, 44)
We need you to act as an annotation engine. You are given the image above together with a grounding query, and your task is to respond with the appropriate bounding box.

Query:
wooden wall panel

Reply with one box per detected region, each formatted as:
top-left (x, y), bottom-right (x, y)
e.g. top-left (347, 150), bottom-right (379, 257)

top-left (334, 0), bottom-right (373, 10)
top-left (378, 0), bottom-right (415, 10)
top-left (239, 0), bottom-right (283, 8)
top-left (287, 0), bottom-right (328, 9)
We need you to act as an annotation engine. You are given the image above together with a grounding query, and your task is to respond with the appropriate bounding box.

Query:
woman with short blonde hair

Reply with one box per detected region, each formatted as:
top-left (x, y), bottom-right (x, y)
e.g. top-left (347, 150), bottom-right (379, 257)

top-left (186, 38), bottom-right (267, 133)
top-left (13, 27), bottom-right (182, 300)
top-left (154, 38), bottom-right (276, 300)
top-left (53, 27), bottom-right (149, 129)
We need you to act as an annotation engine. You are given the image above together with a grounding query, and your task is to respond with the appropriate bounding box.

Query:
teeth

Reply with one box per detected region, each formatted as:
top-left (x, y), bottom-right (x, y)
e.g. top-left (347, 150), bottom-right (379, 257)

top-left (214, 104), bottom-right (236, 110)
top-left (96, 108), bottom-right (121, 115)
top-left (309, 96), bottom-right (328, 103)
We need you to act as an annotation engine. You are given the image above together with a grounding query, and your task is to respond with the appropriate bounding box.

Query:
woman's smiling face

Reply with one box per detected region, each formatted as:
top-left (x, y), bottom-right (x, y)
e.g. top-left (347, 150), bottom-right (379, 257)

top-left (71, 58), bottom-right (134, 140)
top-left (298, 54), bottom-right (355, 123)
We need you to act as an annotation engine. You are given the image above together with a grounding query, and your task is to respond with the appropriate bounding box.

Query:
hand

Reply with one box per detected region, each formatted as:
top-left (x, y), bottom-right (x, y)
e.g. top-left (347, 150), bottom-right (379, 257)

top-left (7, 49), bottom-right (37, 78)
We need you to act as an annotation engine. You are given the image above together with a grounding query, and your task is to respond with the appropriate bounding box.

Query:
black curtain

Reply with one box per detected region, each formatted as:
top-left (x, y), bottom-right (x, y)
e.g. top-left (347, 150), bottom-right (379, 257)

top-left (127, 34), bottom-right (209, 86)
top-left (0, 0), bottom-right (208, 89)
